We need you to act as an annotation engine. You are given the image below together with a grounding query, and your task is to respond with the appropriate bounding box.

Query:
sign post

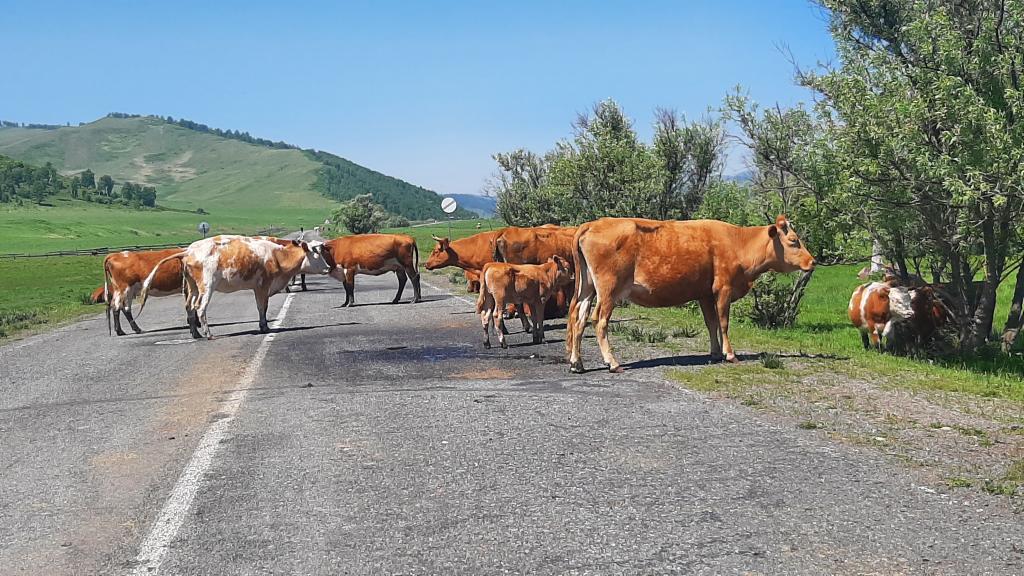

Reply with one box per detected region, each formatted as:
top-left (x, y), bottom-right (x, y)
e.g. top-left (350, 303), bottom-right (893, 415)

top-left (197, 221), bottom-right (210, 238)
top-left (441, 197), bottom-right (457, 239)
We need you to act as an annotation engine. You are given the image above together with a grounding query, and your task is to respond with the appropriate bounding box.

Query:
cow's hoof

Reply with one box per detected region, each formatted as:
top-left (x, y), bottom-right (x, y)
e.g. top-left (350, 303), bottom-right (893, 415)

top-left (483, 341), bottom-right (491, 349)
top-left (726, 354), bottom-right (739, 363)
top-left (500, 342), bottom-right (508, 349)
top-left (609, 365), bottom-right (624, 373)
top-left (569, 361), bottom-right (585, 374)
top-left (115, 330), bottom-right (127, 337)
top-left (413, 298), bottom-right (423, 303)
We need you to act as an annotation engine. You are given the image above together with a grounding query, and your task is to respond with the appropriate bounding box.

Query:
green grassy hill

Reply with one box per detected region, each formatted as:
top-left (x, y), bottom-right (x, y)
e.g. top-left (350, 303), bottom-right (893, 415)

top-left (0, 115), bottom-right (470, 251)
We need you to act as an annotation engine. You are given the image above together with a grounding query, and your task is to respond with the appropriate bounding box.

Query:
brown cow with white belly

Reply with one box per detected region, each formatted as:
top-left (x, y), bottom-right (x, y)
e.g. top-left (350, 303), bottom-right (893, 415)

top-left (102, 248), bottom-right (185, 336)
top-left (567, 215), bottom-right (815, 373)
top-left (322, 234), bottom-right (421, 306)
top-left (477, 256), bottom-right (574, 349)
top-left (137, 235), bottom-right (331, 339)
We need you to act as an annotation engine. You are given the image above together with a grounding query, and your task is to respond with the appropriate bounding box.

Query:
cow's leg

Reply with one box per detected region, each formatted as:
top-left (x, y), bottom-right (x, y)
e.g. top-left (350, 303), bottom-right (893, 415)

top-left (567, 273), bottom-right (596, 373)
top-left (255, 287), bottom-right (270, 333)
top-left (393, 269), bottom-right (407, 303)
top-left (494, 297), bottom-right (509, 349)
top-left (300, 273), bottom-right (307, 292)
top-left (716, 291), bottom-right (738, 362)
top-left (593, 298), bottom-right (621, 372)
top-left (409, 269), bottom-right (422, 303)
top-left (516, 303), bottom-right (531, 334)
top-left (698, 297), bottom-right (723, 360)
top-left (197, 279), bottom-right (216, 339)
top-left (182, 273), bottom-right (202, 339)
top-left (532, 298), bottom-right (546, 344)
top-left (480, 294), bottom-right (493, 349)
top-left (859, 329), bottom-right (870, 350)
top-left (111, 292), bottom-right (127, 336)
top-left (123, 306), bottom-right (144, 334)
top-left (342, 270), bottom-right (356, 307)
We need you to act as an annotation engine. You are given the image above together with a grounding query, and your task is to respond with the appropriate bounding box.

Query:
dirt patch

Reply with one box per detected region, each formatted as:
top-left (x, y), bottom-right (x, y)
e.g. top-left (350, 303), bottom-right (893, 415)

top-left (452, 367), bottom-right (515, 380)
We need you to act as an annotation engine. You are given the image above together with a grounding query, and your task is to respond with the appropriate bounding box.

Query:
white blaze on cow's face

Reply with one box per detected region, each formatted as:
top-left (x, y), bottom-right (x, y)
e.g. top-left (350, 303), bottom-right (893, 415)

top-left (300, 242), bottom-right (333, 275)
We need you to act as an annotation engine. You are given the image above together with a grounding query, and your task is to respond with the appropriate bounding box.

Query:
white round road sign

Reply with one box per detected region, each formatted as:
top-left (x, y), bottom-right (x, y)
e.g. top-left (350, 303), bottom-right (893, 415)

top-left (197, 221), bottom-right (210, 234)
top-left (441, 197), bottom-right (457, 214)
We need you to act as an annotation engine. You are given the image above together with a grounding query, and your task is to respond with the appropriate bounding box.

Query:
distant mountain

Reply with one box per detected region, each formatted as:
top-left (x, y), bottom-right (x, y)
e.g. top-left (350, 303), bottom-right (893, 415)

top-left (724, 169), bottom-right (755, 183)
top-left (0, 114), bottom-right (472, 221)
top-left (448, 194), bottom-right (497, 217)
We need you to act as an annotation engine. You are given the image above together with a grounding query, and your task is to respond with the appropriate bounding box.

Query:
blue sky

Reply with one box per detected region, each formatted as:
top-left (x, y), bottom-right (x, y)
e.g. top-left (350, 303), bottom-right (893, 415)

top-left (1, 0), bottom-right (836, 195)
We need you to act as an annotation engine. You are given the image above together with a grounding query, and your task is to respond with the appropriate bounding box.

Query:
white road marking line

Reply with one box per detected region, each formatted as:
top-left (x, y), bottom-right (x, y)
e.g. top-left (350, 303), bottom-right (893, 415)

top-left (420, 278), bottom-right (476, 306)
top-left (129, 293), bottom-right (296, 575)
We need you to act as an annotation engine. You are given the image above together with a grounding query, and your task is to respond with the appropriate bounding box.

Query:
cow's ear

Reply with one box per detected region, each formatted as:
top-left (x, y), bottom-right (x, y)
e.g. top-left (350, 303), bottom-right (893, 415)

top-left (768, 225), bottom-right (779, 238)
top-left (291, 239), bottom-right (301, 247)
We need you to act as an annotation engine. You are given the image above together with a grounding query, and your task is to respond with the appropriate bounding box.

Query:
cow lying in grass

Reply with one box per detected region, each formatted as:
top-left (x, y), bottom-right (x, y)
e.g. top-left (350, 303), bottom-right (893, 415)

top-left (138, 235), bottom-right (332, 339)
top-left (477, 256), bottom-right (573, 349)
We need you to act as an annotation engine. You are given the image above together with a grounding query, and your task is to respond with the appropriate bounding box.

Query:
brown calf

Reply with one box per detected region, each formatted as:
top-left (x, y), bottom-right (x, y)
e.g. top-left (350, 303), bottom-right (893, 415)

top-left (477, 256), bottom-right (573, 349)
top-left (322, 234), bottom-right (421, 306)
top-left (567, 216), bottom-right (816, 373)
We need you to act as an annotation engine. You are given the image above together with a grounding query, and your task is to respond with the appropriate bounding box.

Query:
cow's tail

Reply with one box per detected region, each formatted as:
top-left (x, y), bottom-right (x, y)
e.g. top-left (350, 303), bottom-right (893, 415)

top-left (103, 257), bottom-right (113, 336)
top-left (476, 265), bottom-right (489, 314)
top-left (493, 236), bottom-right (506, 262)
top-left (411, 240), bottom-right (420, 277)
top-left (137, 251), bottom-right (186, 315)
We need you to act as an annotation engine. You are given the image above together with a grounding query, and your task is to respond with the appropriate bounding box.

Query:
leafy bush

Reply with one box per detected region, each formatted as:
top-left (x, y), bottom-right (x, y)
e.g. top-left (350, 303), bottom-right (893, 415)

top-left (743, 272), bottom-right (811, 329)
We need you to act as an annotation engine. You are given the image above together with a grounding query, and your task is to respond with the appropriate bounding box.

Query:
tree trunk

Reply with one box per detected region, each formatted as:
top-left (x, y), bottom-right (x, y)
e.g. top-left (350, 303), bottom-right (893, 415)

top-left (1001, 263), bottom-right (1024, 352)
top-left (784, 269), bottom-right (814, 326)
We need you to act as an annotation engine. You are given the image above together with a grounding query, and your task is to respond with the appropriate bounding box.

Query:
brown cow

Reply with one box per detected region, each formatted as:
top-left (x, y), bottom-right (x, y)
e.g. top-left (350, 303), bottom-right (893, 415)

top-left (567, 216), bottom-right (816, 373)
top-left (477, 256), bottom-right (574, 349)
top-left (102, 248), bottom-right (185, 336)
top-left (492, 225), bottom-right (577, 318)
top-left (138, 235), bottom-right (331, 339)
top-left (424, 229), bottom-right (505, 274)
top-left (322, 234), bottom-right (421, 306)
top-left (848, 281), bottom-right (913, 351)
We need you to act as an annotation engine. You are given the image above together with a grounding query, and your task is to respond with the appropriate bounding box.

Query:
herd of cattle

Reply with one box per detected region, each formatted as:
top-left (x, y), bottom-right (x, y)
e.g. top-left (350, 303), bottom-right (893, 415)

top-left (87, 215), bottom-right (951, 373)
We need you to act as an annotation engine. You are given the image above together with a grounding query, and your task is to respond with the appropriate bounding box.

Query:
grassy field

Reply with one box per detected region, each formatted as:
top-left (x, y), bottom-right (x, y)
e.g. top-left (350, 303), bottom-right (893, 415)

top-left (0, 256), bottom-right (104, 339)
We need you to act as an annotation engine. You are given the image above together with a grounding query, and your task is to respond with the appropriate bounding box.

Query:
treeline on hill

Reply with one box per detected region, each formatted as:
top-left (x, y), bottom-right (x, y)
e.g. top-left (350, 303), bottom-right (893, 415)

top-left (0, 156), bottom-right (156, 207)
top-left (490, 0), bottom-right (1024, 355)
top-left (101, 113), bottom-right (470, 221)
top-left (0, 120), bottom-right (67, 129)
top-left (307, 150), bottom-right (474, 221)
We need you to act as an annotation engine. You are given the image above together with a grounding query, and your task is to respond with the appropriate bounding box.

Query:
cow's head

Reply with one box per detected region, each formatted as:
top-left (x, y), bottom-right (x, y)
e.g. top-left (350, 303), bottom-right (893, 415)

top-left (425, 236), bottom-right (453, 270)
top-left (549, 255), bottom-right (574, 287)
top-left (767, 215), bottom-right (815, 273)
top-left (294, 240), bottom-right (333, 275)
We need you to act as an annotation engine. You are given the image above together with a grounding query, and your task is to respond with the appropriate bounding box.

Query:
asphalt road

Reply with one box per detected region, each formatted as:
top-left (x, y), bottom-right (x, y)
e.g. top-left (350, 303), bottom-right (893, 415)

top-left (1, 274), bottom-right (1022, 575)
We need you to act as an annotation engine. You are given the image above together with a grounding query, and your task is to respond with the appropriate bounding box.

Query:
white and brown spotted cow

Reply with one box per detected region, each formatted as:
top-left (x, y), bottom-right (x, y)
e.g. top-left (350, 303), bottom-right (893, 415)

top-left (848, 281), bottom-right (914, 351)
top-left (137, 235), bottom-right (331, 339)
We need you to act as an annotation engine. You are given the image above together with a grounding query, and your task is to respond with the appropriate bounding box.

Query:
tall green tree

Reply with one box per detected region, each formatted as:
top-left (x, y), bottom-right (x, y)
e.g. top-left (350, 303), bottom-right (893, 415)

top-left (332, 193), bottom-right (387, 234)
top-left (802, 0), bottom-right (1024, 349)
top-left (98, 174), bottom-right (114, 196)
top-left (80, 168), bottom-right (95, 189)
